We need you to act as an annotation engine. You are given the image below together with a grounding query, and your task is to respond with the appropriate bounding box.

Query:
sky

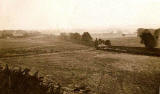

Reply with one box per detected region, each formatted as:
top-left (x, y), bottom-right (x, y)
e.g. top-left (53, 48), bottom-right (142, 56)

top-left (0, 0), bottom-right (160, 30)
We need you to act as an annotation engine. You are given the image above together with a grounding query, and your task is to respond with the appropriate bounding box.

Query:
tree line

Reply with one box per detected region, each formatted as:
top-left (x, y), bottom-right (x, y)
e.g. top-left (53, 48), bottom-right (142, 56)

top-left (59, 32), bottom-right (94, 46)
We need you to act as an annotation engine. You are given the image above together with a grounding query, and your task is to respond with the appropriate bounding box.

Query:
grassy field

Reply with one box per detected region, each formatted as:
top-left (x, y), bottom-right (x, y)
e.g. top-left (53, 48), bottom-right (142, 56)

top-left (107, 37), bottom-right (160, 48)
top-left (0, 35), bottom-right (160, 94)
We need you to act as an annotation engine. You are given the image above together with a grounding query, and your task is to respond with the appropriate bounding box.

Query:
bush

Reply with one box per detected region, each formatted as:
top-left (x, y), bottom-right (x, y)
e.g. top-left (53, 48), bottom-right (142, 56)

top-left (0, 64), bottom-right (63, 94)
top-left (81, 32), bottom-right (92, 42)
top-left (104, 40), bottom-right (111, 46)
top-left (69, 33), bottom-right (81, 41)
top-left (94, 38), bottom-right (99, 49)
top-left (94, 38), bottom-right (112, 49)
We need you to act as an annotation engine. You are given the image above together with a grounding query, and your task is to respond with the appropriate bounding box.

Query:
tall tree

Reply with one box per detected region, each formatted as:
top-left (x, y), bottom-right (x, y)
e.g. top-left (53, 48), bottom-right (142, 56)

top-left (81, 32), bottom-right (92, 42)
top-left (138, 29), bottom-right (159, 49)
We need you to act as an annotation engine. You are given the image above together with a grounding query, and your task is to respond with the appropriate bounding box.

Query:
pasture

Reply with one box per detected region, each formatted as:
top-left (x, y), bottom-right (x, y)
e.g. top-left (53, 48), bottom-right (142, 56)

top-left (0, 35), bottom-right (160, 94)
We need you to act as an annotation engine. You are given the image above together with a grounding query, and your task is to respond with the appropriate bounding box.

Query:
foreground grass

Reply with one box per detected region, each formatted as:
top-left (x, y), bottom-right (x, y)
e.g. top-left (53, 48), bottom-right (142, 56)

top-left (0, 36), bottom-right (160, 94)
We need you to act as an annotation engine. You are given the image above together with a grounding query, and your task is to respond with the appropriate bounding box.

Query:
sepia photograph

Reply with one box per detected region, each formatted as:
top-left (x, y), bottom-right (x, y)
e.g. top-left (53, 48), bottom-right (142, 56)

top-left (0, 0), bottom-right (160, 94)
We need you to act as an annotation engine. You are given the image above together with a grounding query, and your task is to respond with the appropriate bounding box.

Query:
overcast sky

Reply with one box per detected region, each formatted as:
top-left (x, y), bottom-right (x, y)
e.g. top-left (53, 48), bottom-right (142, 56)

top-left (0, 0), bottom-right (160, 30)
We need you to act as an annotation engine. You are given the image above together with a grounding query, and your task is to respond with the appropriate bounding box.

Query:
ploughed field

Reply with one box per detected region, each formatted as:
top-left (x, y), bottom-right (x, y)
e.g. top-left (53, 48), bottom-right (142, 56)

top-left (0, 35), bottom-right (160, 94)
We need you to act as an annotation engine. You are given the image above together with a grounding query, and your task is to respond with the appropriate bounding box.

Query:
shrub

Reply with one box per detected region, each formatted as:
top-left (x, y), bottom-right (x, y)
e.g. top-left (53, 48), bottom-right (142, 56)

top-left (94, 38), bottom-right (99, 49)
top-left (104, 40), bottom-right (111, 46)
top-left (81, 32), bottom-right (92, 42)
top-left (94, 38), bottom-right (112, 49)
top-left (69, 32), bottom-right (81, 41)
top-left (0, 64), bottom-right (63, 94)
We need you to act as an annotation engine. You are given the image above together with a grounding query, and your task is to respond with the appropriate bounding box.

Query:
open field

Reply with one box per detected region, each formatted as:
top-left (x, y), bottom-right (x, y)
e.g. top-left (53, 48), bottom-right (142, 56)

top-left (0, 36), bottom-right (160, 94)
top-left (101, 37), bottom-right (160, 56)
top-left (106, 37), bottom-right (160, 48)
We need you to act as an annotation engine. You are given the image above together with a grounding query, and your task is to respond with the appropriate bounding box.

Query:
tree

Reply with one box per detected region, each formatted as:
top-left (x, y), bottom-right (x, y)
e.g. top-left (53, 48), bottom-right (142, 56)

top-left (104, 40), bottom-right (111, 46)
top-left (139, 32), bottom-right (157, 49)
top-left (81, 32), bottom-right (92, 42)
top-left (95, 38), bottom-right (99, 49)
top-left (138, 28), bottom-right (160, 49)
top-left (69, 32), bottom-right (81, 41)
